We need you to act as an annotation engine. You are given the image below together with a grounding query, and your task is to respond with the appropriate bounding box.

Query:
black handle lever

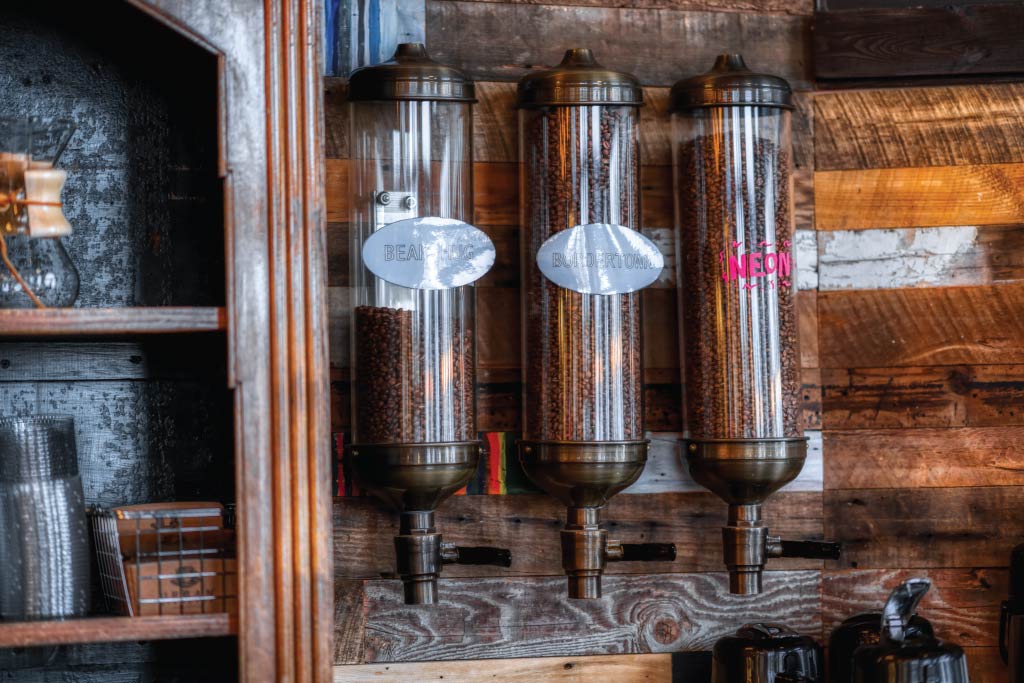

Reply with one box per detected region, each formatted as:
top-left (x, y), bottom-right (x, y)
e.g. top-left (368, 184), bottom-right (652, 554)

top-left (449, 545), bottom-right (512, 567)
top-left (619, 543), bottom-right (677, 562)
top-left (778, 539), bottom-right (842, 560)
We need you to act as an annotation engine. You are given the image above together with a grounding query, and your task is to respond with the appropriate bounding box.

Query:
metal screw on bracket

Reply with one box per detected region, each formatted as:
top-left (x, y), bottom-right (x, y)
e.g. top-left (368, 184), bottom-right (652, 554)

top-left (377, 192), bottom-right (392, 206)
top-left (403, 196), bottom-right (417, 210)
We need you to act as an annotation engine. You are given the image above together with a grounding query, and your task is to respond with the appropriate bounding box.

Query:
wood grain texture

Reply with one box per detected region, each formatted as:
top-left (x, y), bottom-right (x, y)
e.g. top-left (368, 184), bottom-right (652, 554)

top-left (817, 284), bottom-right (1024, 368)
top-left (432, 0), bottom-right (813, 14)
top-left (813, 4), bottom-right (1024, 80)
top-left (0, 307), bottom-right (226, 336)
top-left (334, 580), bottom-right (367, 665)
top-left (0, 615), bottom-right (235, 649)
top-left (813, 83), bottom-right (1024, 171)
top-left (964, 647), bottom-right (1007, 683)
top-left (824, 486), bottom-right (1024, 569)
top-left (425, 1), bottom-right (810, 88)
top-left (824, 426), bottom-right (1024, 490)
top-left (354, 571), bottom-right (821, 662)
top-left (815, 164), bottom-right (1024, 231)
top-left (821, 365), bottom-right (1024, 430)
top-left (334, 492), bottom-right (825, 579)
top-left (818, 224), bottom-right (1024, 291)
top-left (334, 653), bottom-right (673, 682)
top-left (823, 569), bottom-right (1007, 647)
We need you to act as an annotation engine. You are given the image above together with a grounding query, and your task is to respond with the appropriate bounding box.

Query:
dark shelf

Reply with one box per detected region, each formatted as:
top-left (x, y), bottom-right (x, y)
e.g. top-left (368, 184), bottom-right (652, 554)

top-left (0, 613), bottom-right (236, 648)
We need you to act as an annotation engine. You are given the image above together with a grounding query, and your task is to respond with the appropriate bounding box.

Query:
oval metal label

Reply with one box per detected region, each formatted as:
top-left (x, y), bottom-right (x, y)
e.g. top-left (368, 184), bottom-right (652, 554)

top-left (362, 217), bottom-right (496, 290)
top-left (536, 223), bottom-right (664, 295)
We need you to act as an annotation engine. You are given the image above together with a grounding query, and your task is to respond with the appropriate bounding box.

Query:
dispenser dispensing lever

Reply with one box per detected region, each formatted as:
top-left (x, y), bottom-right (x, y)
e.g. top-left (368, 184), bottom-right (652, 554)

top-left (767, 537), bottom-right (842, 560)
top-left (441, 544), bottom-right (513, 567)
top-left (615, 543), bottom-right (678, 562)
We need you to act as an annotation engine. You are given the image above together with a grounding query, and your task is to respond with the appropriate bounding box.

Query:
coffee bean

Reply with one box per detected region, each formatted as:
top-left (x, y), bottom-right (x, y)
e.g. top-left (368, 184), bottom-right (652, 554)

top-left (521, 106), bottom-right (644, 442)
top-left (354, 303), bottom-right (475, 444)
top-left (676, 130), bottom-right (800, 439)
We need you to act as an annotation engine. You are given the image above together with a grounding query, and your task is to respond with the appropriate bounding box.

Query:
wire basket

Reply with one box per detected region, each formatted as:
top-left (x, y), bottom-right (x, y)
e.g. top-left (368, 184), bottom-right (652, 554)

top-left (90, 503), bottom-right (237, 617)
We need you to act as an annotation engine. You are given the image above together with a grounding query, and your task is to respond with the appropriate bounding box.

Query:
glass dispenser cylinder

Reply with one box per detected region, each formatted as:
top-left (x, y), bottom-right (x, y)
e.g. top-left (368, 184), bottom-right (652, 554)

top-left (517, 48), bottom-right (676, 600)
top-left (671, 54), bottom-right (839, 594)
top-left (347, 43), bottom-right (510, 605)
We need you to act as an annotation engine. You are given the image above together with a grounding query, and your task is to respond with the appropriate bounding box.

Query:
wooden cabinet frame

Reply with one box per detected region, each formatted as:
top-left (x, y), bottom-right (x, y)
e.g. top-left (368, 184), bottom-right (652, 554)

top-left (127, 2), bottom-right (333, 681)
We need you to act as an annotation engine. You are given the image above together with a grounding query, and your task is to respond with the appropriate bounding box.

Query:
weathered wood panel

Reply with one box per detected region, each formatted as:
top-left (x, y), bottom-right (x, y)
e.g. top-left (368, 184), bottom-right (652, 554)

top-left (425, 1), bottom-right (810, 88)
top-left (823, 569), bottom-right (1007, 647)
top-left (334, 492), bottom-right (824, 579)
top-left (817, 224), bottom-right (1024, 291)
top-left (814, 84), bottom-right (1024, 171)
top-left (815, 164), bottom-right (1024, 231)
top-left (433, 0), bottom-right (813, 14)
top-left (824, 426), bottom-right (1024, 490)
top-left (0, 379), bottom-right (233, 506)
top-left (334, 653), bottom-right (673, 682)
top-left (817, 284), bottom-right (1024, 368)
top-left (824, 486), bottom-right (1024, 569)
top-left (813, 5), bottom-right (1024, 81)
top-left (821, 365), bottom-right (1024, 430)
top-left (354, 571), bottom-right (821, 662)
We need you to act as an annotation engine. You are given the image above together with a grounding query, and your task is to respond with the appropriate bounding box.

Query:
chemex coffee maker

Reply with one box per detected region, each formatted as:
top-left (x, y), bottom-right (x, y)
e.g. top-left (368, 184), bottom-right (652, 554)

top-left (835, 578), bottom-right (970, 683)
top-left (669, 55), bottom-right (840, 594)
top-left (345, 45), bottom-right (511, 604)
top-left (0, 117), bottom-right (78, 309)
top-left (515, 49), bottom-right (677, 599)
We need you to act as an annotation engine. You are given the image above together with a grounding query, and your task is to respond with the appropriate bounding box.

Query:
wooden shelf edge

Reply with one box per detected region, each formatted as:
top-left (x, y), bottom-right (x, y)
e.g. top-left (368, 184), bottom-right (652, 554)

top-left (0, 613), bottom-right (237, 648)
top-left (0, 307), bottom-right (227, 336)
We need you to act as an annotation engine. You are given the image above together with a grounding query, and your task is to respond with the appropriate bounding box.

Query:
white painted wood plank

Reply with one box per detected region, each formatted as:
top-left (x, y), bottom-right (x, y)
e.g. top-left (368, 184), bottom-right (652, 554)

top-left (818, 225), bottom-right (1023, 290)
top-left (624, 430), bottom-right (823, 494)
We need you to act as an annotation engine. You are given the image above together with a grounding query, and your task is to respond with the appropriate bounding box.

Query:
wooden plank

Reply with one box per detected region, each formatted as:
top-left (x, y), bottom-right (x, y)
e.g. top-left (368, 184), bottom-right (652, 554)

top-left (965, 647), bottom-right (1008, 683)
top-left (824, 426), bottom-right (1024, 490)
top-left (813, 5), bottom-right (1024, 81)
top-left (432, 0), bottom-right (813, 14)
top-left (0, 307), bottom-right (227, 336)
top-left (817, 284), bottom-right (1024, 368)
top-left (821, 365), bottom-right (1024, 429)
top-left (0, 614), bottom-right (235, 649)
top-left (818, 224), bottom-right (1024, 291)
top-left (823, 569), bottom-right (1007, 647)
top-left (813, 84), bottom-right (1024, 171)
top-left (334, 580), bottom-right (366, 665)
top-left (334, 491), bottom-right (824, 579)
top-left (815, 164), bottom-right (1024, 231)
top-left (354, 571), bottom-right (821, 662)
top-left (324, 77), bottom-right (349, 159)
top-left (331, 0), bottom-right (426, 77)
top-left (824, 486), bottom-right (1024, 568)
top-left (334, 653), bottom-right (673, 682)
top-left (425, 1), bottom-right (810, 88)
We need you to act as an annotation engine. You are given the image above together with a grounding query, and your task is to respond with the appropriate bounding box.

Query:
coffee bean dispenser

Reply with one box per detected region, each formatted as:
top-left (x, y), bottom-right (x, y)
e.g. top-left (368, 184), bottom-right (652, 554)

top-left (670, 54), bottom-right (840, 594)
top-left (347, 43), bottom-right (511, 605)
top-left (516, 48), bottom-right (677, 600)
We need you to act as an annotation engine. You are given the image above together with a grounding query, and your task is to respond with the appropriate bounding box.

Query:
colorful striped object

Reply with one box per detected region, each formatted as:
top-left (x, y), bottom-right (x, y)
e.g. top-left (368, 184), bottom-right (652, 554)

top-left (333, 432), bottom-right (539, 497)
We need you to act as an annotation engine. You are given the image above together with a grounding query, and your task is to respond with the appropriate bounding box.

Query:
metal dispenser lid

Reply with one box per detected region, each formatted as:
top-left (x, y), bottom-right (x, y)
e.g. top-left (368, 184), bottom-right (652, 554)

top-left (713, 624), bottom-right (822, 683)
top-left (851, 579), bottom-right (970, 683)
top-left (515, 48), bottom-right (643, 108)
top-left (347, 43), bottom-right (476, 103)
top-left (669, 53), bottom-right (792, 111)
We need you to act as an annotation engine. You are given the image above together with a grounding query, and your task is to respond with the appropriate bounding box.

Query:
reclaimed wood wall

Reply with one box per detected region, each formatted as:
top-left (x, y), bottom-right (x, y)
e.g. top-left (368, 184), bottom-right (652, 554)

top-left (327, 0), bottom-right (1023, 680)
